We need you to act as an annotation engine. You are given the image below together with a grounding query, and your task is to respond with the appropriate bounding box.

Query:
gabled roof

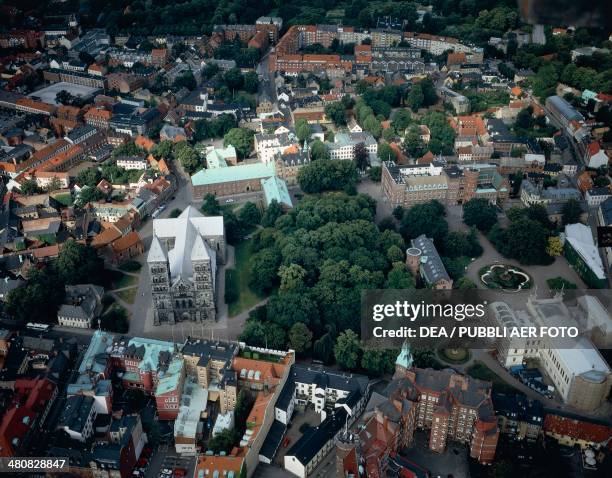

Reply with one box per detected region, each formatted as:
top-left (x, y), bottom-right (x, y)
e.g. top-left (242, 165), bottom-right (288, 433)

top-left (148, 235), bottom-right (167, 263)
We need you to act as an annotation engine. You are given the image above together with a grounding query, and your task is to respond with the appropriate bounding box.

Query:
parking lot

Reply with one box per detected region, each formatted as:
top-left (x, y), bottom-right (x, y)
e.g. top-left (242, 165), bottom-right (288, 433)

top-left (145, 445), bottom-right (195, 478)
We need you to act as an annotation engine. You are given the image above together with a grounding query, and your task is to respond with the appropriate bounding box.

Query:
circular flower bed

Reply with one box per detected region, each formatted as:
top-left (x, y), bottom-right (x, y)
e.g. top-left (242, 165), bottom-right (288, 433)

top-left (479, 264), bottom-right (532, 292)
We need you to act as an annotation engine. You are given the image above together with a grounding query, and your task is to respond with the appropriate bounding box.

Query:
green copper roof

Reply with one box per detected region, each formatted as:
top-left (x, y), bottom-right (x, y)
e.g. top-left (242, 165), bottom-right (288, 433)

top-left (261, 176), bottom-right (292, 208)
top-left (191, 162), bottom-right (275, 186)
top-left (206, 146), bottom-right (236, 169)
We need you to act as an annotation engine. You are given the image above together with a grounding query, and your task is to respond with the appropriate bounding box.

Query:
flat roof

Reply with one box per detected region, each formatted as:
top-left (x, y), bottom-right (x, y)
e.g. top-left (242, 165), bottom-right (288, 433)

top-left (28, 82), bottom-right (101, 106)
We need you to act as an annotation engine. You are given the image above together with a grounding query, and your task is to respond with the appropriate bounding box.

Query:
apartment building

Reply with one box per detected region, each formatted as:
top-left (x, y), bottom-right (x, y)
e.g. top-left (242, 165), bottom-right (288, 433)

top-left (328, 132), bottom-right (378, 161)
top-left (381, 161), bottom-right (508, 208)
top-left (380, 343), bottom-right (499, 464)
top-left (403, 32), bottom-right (472, 55)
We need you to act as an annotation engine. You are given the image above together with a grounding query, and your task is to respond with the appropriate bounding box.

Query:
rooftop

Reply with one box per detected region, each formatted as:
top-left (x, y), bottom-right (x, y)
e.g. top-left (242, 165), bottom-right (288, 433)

top-left (191, 162), bottom-right (275, 186)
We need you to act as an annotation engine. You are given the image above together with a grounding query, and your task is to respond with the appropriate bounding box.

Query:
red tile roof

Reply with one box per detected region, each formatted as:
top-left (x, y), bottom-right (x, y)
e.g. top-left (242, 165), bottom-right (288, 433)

top-left (111, 231), bottom-right (142, 253)
top-left (544, 414), bottom-right (612, 445)
top-left (587, 141), bottom-right (601, 156)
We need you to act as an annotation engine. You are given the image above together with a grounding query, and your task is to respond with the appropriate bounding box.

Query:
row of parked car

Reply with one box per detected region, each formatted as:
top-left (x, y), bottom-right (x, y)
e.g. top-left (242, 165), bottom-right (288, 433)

top-left (132, 446), bottom-right (153, 478)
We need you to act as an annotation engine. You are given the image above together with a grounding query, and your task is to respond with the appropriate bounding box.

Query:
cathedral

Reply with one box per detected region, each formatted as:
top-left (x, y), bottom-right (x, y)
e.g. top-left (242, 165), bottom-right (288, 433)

top-left (147, 206), bottom-right (225, 325)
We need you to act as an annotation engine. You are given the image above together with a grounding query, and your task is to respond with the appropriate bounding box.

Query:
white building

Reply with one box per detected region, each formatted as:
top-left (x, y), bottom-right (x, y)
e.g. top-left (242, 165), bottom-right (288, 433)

top-left (585, 188), bottom-right (612, 207)
top-left (116, 155), bottom-right (148, 170)
top-left (254, 130), bottom-right (299, 164)
top-left (57, 284), bottom-right (104, 329)
top-left (328, 132), bottom-right (378, 162)
top-left (488, 295), bottom-right (612, 412)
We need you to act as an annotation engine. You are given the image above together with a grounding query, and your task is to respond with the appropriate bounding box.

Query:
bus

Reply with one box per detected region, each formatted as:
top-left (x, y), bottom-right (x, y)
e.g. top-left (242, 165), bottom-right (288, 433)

top-left (26, 322), bottom-right (51, 332)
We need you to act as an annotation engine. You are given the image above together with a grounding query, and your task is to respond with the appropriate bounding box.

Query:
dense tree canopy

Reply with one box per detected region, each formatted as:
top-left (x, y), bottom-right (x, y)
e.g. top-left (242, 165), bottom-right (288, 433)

top-left (463, 198), bottom-right (499, 232)
top-left (297, 160), bottom-right (359, 194)
top-left (399, 200), bottom-right (448, 245)
top-left (240, 193), bottom-right (412, 352)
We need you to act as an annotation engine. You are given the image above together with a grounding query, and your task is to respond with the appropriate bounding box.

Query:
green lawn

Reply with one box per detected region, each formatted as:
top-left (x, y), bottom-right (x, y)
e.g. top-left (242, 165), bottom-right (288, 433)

top-left (466, 361), bottom-right (520, 394)
top-left (226, 240), bottom-right (265, 317)
top-left (53, 193), bottom-right (73, 206)
top-left (112, 272), bottom-right (138, 290)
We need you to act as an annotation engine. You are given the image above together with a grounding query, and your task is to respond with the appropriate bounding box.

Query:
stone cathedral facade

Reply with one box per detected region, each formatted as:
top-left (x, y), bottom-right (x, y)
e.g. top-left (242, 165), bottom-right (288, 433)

top-left (147, 206), bottom-right (225, 325)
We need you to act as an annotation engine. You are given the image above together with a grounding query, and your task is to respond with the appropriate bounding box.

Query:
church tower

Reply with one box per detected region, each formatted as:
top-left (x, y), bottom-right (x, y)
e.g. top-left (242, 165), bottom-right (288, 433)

top-left (395, 340), bottom-right (414, 377)
top-left (191, 235), bottom-right (215, 323)
top-left (148, 235), bottom-right (174, 325)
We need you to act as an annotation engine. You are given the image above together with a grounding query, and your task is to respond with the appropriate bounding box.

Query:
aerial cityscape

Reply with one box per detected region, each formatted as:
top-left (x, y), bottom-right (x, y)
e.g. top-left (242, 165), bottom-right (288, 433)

top-left (0, 0), bottom-right (611, 477)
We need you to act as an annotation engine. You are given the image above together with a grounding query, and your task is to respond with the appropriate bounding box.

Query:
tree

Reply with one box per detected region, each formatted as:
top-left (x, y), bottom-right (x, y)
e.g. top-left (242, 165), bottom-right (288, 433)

top-left (399, 201), bottom-right (448, 244)
top-left (5, 267), bottom-right (64, 323)
top-left (288, 322), bottom-right (313, 353)
top-left (420, 79), bottom-right (438, 106)
top-left (515, 107), bottom-right (535, 130)
top-left (298, 160), bottom-right (359, 194)
top-left (45, 177), bottom-right (62, 192)
top-left (324, 101), bottom-right (346, 126)
top-left (239, 320), bottom-right (286, 349)
top-left (248, 248), bottom-right (281, 294)
top-left (176, 145), bottom-right (200, 174)
top-left (387, 245), bottom-right (404, 263)
top-left (224, 128), bottom-right (254, 159)
top-left (489, 218), bottom-right (552, 266)
top-left (99, 306), bottom-right (129, 333)
top-left (239, 202), bottom-right (261, 226)
top-left (463, 198), bottom-right (498, 232)
top-left (309, 139), bottom-right (329, 160)
top-left (391, 109), bottom-right (411, 132)
top-left (77, 186), bottom-right (105, 205)
top-left (361, 348), bottom-right (396, 376)
top-left (406, 84), bottom-right (424, 110)
top-left (20, 179), bottom-right (39, 196)
top-left (173, 70), bottom-right (197, 91)
top-left (208, 428), bottom-right (236, 454)
top-left (455, 277), bottom-right (477, 289)
top-left (385, 262), bottom-right (416, 289)
top-left (368, 166), bottom-right (382, 182)
top-left (76, 167), bottom-right (102, 188)
top-left (55, 90), bottom-right (74, 105)
top-left (279, 264), bottom-right (307, 293)
top-left (334, 330), bottom-right (362, 370)
top-left (261, 200), bottom-right (284, 227)
top-left (546, 277), bottom-right (577, 291)
top-left (56, 240), bottom-right (104, 285)
top-left (353, 142), bottom-right (370, 171)
top-left (546, 236), bottom-right (563, 257)
top-left (223, 68), bottom-right (244, 90)
top-left (313, 331), bottom-right (334, 363)
top-left (392, 206), bottom-right (404, 221)
top-left (525, 204), bottom-right (553, 230)
top-left (295, 118), bottom-right (312, 143)
top-left (201, 194), bottom-right (221, 216)
top-left (561, 199), bottom-right (583, 225)
top-left (377, 142), bottom-right (397, 163)
top-left (403, 124), bottom-right (426, 158)
top-left (169, 208), bottom-right (182, 218)
top-left (151, 140), bottom-right (174, 159)
top-left (442, 230), bottom-right (482, 259)
top-left (242, 71), bottom-right (259, 93)
top-left (362, 115), bottom-right (382, 138)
